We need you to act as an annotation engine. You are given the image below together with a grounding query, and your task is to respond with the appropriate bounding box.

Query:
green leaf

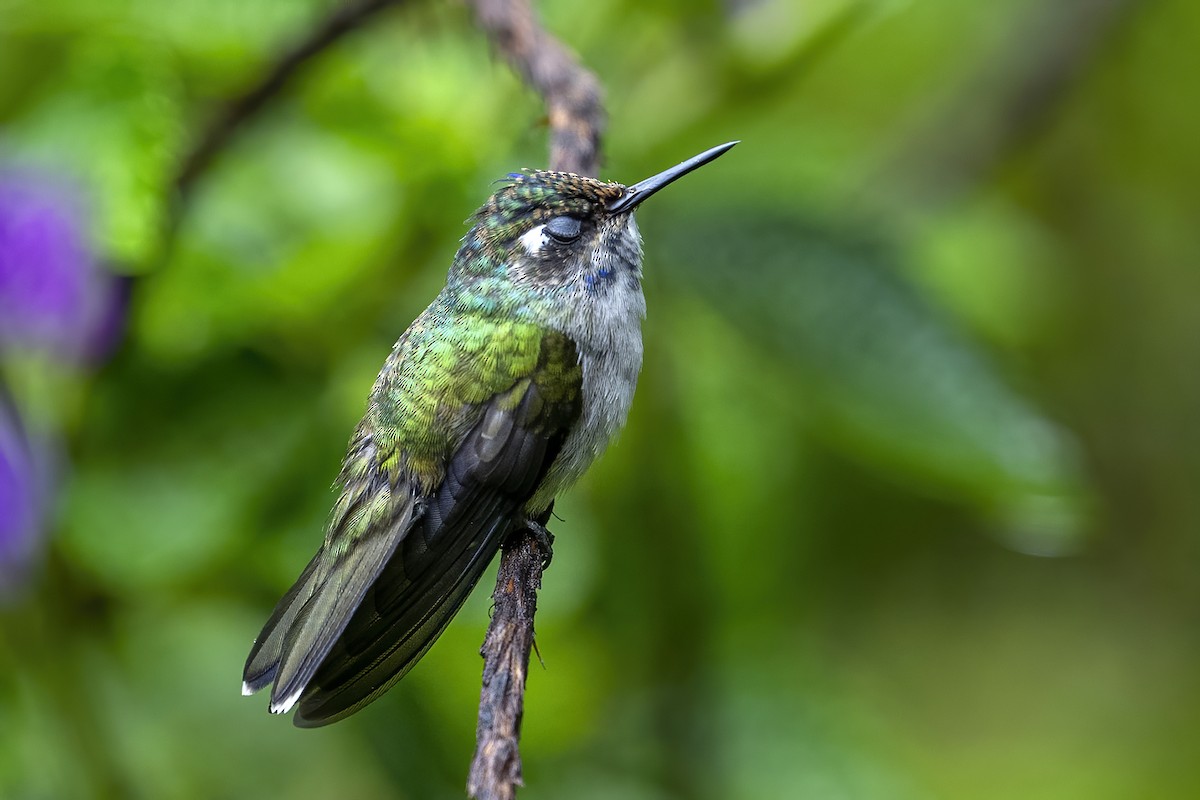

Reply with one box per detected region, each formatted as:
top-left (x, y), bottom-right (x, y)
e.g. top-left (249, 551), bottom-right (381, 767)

top-left (656, 207), bottom-right (1091, 553)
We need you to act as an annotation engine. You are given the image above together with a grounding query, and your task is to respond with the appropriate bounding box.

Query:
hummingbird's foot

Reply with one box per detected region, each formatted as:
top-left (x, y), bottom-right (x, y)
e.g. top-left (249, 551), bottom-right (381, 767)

top-left (517, 518), bottom-right (555, 568)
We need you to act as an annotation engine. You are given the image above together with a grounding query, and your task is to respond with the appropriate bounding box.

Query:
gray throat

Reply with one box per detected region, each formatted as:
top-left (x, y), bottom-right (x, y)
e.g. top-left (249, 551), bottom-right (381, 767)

top-left (527, 219), bottom-right (646, 511)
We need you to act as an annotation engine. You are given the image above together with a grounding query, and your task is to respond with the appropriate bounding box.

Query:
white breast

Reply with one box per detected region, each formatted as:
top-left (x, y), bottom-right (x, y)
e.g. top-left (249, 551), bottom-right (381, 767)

top-left (527, 219), bottom-right (646, 512)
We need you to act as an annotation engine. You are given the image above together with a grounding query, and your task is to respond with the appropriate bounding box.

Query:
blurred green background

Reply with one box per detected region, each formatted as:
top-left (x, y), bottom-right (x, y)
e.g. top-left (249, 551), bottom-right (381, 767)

top-left (2, 0), bottom-right (1198, 797)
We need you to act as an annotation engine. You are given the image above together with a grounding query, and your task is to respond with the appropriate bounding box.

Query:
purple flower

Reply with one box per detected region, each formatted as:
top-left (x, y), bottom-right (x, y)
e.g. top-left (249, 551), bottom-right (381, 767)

top-left (0, 167), bottom-right (123, 360)
top-left (0, 165), bottom-right (125, 596)
top-left (0, 395), bottom-right (42, 597)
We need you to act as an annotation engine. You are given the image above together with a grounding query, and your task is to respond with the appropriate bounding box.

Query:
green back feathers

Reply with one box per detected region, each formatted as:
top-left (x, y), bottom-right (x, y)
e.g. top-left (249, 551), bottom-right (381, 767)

top-left (359, 302), bottom-right (581, 493)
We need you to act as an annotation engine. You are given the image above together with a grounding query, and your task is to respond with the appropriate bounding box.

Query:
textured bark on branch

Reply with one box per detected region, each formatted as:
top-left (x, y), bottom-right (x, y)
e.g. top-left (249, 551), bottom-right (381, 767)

top-left (464, 1), bottom-right (606, 798)
top-left (466, 531), bottom-right (547, 800)
top-left (468, 0), bottom-right (605, 178)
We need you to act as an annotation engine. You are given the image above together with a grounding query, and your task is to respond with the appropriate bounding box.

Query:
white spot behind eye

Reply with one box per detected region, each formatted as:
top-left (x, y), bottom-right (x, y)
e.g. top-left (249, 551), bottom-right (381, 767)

top-left (519, 224), bottom-right (546, 255)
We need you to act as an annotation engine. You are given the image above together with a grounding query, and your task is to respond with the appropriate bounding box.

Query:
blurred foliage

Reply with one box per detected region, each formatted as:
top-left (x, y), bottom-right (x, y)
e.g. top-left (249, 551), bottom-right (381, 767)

top-left (2, 0), bottom-right (1199, 798)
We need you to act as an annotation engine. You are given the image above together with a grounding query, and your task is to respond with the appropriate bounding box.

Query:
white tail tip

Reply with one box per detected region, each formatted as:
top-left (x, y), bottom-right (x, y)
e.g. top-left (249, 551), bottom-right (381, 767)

top-left (270, 690), bottom-right (302, 715)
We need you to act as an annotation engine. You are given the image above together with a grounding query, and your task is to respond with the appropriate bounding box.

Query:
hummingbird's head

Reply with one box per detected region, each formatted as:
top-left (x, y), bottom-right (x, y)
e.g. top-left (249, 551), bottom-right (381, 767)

top-left (459, 142), bottom-right (738, 294)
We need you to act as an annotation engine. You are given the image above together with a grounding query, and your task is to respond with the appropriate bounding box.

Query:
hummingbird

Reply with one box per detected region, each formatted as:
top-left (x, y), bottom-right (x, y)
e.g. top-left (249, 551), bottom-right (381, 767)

top-left (242, 141), bottom-right (738, 727)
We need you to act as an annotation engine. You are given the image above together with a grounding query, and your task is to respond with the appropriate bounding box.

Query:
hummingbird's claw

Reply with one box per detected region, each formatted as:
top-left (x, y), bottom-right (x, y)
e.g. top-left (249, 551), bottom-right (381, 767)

top-left (518, 519), bottom-right (555, 568)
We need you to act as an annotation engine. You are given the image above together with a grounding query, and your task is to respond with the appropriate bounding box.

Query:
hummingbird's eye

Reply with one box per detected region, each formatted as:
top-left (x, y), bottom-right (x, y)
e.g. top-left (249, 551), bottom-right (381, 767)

top-left (544, 216), bottom-right (582, 243)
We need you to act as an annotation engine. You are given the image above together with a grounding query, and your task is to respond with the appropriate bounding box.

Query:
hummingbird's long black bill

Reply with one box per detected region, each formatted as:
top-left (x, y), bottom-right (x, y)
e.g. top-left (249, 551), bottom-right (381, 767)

top-left (606, 141), bottom-right (739, 213)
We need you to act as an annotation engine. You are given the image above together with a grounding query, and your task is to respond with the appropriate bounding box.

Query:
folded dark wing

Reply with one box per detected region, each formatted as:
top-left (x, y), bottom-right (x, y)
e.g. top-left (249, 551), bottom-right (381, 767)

top-left (242, 442), bottom-right (420, 715)
top-left (292, 374), bottom-right (578, 727)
